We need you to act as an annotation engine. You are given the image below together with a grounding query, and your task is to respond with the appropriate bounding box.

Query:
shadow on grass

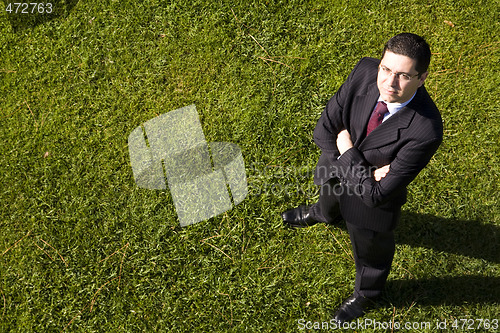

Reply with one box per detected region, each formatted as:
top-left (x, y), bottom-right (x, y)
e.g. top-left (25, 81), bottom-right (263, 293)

top-left (3, 0), bottom-right (79, 32)
top-left (385, 275), bottom-right (499, 306)
top-left (387, 211), bottom-right (499, 306)
top-left (322, 211), bottom-right (498, 305)
top-left (395, 212), bottom-right (499, 264)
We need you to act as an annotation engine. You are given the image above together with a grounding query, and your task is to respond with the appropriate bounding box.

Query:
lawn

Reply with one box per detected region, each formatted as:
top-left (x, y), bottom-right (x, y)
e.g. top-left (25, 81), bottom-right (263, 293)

top-left (0, 0), bottom-right (498, 331)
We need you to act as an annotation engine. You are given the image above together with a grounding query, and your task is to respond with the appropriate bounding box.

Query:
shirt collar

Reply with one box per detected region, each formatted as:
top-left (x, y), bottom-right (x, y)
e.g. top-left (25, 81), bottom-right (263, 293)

top-left (378, 91), bottom-right (417, 116)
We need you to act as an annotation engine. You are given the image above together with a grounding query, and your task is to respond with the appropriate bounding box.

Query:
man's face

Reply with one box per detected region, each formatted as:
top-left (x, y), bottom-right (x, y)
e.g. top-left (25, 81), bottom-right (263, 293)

top-left (377, 51), bottom-right (428, 103)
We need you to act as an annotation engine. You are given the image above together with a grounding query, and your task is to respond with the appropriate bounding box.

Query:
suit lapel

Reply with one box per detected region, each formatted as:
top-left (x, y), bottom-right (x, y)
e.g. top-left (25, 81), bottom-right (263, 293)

top-left (359, 102), bottom-right (416, 151)
top-left (351, 82), bottom-right (379, 146)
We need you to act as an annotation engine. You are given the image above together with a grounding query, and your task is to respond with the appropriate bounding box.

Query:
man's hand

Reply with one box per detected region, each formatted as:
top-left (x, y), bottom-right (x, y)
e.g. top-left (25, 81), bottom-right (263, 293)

top-left (373, 164), bottom-right (390, 181)
top-left (336, 129), bottom-right (390, 181)
top-left (336, 129), bottom-right (354, 155)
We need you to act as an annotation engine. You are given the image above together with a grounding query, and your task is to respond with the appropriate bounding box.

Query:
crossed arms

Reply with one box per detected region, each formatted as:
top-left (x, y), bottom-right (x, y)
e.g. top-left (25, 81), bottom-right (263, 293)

top-left (336, 129), bottom-right (390, 181)
top-left (331, 127), bottom-right (441, 208)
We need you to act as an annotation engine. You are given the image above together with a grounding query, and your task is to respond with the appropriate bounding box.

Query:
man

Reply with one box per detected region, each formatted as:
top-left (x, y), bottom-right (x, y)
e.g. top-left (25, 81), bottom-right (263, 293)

top-left (282, 33), bottom-right (443, 323)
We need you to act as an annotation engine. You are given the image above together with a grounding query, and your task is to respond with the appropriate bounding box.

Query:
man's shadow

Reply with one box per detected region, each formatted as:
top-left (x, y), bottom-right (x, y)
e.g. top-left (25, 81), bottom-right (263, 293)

top-left (3, 0), bottom-right (79, 32)
top-left (384, 211), bottom-right (499, 306)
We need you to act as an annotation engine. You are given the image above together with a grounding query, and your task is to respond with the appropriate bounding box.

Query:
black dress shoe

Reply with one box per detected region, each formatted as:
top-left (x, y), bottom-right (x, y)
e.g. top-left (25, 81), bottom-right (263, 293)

top-left (332, 295), bottom-right (376, 324)
top-left (281, 205), bottom-right (319, 228)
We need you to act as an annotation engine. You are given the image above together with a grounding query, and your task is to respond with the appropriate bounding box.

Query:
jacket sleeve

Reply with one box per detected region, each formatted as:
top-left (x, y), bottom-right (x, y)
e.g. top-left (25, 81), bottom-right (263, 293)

top-left (334, 136), bottom-right (442, 208)
top-left (313, 58), bottom-right (367, 156)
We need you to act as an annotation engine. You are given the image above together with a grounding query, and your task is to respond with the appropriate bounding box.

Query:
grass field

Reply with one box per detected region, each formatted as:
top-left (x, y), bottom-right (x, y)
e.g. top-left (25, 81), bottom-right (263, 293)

top-left (0, 0), bottom-right (499, 331)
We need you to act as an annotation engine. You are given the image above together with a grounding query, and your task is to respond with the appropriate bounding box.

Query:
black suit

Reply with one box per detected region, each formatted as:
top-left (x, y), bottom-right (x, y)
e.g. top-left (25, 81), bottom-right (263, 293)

top-left (311, 57), bottom-right (443, 298)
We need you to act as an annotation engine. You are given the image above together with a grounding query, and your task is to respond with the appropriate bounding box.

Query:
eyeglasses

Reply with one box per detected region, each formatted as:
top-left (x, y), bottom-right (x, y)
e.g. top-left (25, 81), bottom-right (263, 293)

top-left (378, 64), bottom-right (419, 82)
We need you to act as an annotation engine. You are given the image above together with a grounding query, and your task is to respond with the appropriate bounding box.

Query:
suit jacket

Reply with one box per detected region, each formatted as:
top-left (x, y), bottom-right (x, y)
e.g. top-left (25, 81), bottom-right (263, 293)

top-left (313, 57), bottom-right (443, 232)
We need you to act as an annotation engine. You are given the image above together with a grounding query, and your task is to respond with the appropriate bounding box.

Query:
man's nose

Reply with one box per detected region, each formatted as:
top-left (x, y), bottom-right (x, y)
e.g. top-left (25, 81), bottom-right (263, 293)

top-left (387, 73), bottom-right (399, 87)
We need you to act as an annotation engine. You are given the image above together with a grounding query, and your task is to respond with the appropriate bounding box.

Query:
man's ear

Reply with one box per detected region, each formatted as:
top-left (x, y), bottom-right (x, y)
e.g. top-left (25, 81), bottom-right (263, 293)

top-left (418, 71), bottom-right (429, 87)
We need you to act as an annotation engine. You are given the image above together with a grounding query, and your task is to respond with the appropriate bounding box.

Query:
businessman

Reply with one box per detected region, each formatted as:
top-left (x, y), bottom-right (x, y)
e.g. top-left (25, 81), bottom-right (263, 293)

top-left (282, 33), bottom-right (443, 323)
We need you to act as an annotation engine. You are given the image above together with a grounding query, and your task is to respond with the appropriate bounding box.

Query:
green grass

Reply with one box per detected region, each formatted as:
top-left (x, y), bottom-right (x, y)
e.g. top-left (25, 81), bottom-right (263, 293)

top-left (0, 0), bottom-right (498, 331)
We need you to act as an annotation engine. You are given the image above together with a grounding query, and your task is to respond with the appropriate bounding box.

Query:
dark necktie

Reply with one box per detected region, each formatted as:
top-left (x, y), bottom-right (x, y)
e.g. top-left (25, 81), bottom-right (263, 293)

top-left (366, 101), bottom-right (389, 136)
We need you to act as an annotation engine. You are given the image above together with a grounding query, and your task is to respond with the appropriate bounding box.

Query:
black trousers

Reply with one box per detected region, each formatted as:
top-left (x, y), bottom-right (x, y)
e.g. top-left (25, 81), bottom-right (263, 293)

top-left (310, 179), bottom-right (395, 299)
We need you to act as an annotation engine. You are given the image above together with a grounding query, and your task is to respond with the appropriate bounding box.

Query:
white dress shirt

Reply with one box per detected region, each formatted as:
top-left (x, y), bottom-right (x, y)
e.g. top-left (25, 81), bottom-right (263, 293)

top-left (379, 91), bottom-right (417, 122)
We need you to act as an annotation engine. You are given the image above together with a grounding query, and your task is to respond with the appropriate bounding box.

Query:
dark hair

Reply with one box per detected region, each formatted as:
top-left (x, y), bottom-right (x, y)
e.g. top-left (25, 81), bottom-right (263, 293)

top-left (382, 33), bottom-right (431, 76)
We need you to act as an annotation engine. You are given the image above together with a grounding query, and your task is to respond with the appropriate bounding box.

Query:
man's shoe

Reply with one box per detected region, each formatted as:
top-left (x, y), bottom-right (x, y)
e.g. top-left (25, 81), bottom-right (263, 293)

top-left (332, 295), bottom-right (376, 324)
top-left (281, 205), bottom-right (319, 228)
